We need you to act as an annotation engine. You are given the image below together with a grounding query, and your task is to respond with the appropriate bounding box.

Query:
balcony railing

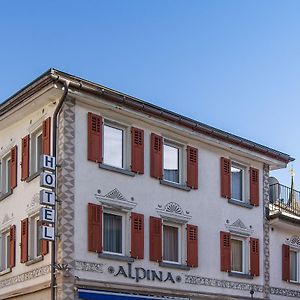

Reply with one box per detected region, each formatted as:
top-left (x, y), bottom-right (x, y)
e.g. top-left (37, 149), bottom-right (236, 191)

top-left (269, 183), bottom-right (300, 218)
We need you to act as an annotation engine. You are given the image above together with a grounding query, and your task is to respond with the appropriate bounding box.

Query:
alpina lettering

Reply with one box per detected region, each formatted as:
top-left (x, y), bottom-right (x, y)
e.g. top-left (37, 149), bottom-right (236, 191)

top-left (114, 263), bottom-right (176, 283)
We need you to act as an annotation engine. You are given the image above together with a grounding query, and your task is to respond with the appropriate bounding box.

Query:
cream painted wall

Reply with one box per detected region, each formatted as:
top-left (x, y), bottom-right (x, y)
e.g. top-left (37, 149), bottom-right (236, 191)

top-left (0, 88), bottom-right (60, 298)
top-left (72, 99), bottom-right (266, 299)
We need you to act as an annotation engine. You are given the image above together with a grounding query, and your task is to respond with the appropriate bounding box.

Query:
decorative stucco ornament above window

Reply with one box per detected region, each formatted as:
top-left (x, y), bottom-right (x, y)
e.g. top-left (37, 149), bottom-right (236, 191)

top-left (0, 213), bottom-right (14, 231)
top-left (26, 193), bottom-right (40, 215)
top-left (288, 236), bottom-right (300, 249)
top-left (156, 202), bottom-right (191, 224)
top-left (95, 188), bottom-right (136, 211)
top-left (225, 218), bottom-right (254, 237)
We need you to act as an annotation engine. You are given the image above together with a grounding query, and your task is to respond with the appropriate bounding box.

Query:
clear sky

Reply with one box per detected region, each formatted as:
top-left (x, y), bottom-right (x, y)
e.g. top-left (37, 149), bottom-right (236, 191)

top-left (1, 1), bottom-right (299, 189)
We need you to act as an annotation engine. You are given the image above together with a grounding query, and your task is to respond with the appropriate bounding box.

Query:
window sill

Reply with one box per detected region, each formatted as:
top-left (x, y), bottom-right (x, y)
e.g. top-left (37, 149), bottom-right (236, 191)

top-left (228, 199), bottom-right (253, 209)
top-left (289, 280), bottom-right (300, 285)
top-left (228, 272), bottom-right (253, 279)
top-left (99, 164), bottom-right (135, 177)
top-left (159, 261), bottom-right (190, 271)
top-left (25, 255), bottom-right (44, 266)
top-left (98, 253), bottom-right (134, 262)
top-left (0, 189), bottom-right (13, 201)
top-left (26, 171), bottom-right (40, 183)
top-left (0, 268), bottom-right (11, 276)
top-left (159, 180), bottom-right (191, 191)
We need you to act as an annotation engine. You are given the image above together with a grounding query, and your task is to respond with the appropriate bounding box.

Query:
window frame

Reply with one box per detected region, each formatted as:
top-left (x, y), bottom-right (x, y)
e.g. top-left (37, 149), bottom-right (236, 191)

top-left (290, 248), bottom-right (299, 283)
top-left (102, 209), bottom-right (126, 256)
top-left (29, 214), bottom-right (42, 260)
top-left (230, 160), bottom-right (248, 203)
top-left (0, 152), bottom-right (11, 196)
top-left (103, 120), bottom-right (128, 170)
top-left (30, 128), bottom-right (43, 176)
top-left (162, 139), bottom-right (183, 185)
top-left (230, 235), bottom-right (248, 275)
top-left (162, 221), bottom-right (182, 265)
top-left (0, 229), bottom-right (10, 271)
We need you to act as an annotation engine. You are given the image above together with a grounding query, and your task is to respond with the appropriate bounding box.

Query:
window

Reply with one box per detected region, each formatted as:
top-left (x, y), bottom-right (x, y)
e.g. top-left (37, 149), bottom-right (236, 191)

top-left (103, 212), bottom-right (124, 255)
top-left (162, 223), bottom-right (181, 264)
top-left (30, 215), bottom-right (42, 259)
top-left (231, 162), bottom-right (246, 202)
top-left (290, 250), bottom-right (299, 282)
top-left (103, 124), bottom-right (124, 169)
top-left (231, 238), bottom-right (245, 273)
top-left (0, 154), bottom-right (11, 195)
top-left (0, 230), bottom-right (10, 271)
top-left (163, 143), bottom-right (180, 183)
top-left (30, 129), bottom-right (42, 175)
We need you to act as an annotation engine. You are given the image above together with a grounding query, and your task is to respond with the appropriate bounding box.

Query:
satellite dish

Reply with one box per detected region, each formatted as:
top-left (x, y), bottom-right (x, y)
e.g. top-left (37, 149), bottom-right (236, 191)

top-left (269, 177), bottom-right (279, 186)
top-left (269, 177), bottom-right (280, 203)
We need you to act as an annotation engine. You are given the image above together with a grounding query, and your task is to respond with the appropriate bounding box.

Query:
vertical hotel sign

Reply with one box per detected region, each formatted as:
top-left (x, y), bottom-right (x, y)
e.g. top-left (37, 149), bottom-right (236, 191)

top-left (39, 155), bottom-right (56, 241)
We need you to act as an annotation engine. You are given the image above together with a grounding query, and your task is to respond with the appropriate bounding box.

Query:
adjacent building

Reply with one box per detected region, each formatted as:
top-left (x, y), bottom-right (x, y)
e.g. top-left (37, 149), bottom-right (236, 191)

top-left (0, 69), bottom-right (299, 300)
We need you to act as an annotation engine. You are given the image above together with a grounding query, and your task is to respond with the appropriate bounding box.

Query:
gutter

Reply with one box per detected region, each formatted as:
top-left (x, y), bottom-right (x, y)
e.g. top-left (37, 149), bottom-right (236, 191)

top-left (51, 77), bottom-right (69, 300)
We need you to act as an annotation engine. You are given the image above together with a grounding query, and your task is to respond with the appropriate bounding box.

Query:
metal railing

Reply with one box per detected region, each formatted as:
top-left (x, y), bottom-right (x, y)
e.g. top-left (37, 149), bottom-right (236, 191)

top-left (269, 183), bottom-right (300, 217)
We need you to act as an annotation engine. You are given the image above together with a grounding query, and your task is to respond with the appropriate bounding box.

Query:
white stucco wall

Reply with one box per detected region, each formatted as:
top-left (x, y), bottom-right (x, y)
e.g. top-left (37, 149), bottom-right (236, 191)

top-left (72, 99), bottom-right (266, 299)
top-left (0, 88), bottom-right (61, 298)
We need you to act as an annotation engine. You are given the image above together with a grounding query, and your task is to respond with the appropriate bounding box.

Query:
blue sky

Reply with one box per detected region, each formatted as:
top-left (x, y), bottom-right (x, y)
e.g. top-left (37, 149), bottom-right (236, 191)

top-left (1, 1), bottom-right (299, 188)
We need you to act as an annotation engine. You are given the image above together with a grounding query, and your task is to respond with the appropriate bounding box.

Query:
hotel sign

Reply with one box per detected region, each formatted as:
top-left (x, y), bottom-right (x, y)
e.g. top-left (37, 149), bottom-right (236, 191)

top-left (39, 155), bottom-right (56, 241)
top-left (110, 263), bottom-right (181, 284)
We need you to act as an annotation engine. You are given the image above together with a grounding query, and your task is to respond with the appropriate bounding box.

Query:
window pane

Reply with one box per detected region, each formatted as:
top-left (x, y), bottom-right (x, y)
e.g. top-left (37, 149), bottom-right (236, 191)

top-left (104, 125), bottom-right (123, 168)
top-left (37, 134), bottom-right (42, 171)
top-left (163, 144), bottom-right (179, 183)
top-left (231, 166), bottom-right (243, 201)
top-left (6, 159), bottom-right (11, 193)
top-left (290, 251), bottom-right (298, 281)
top-left (231, 239), bottom-right (243, 272)
top-left (6, 234), bottom-right (10, 269)
top-left (36, 220), bottom-right (41, 257)
top-left (103, 213), bottom-right (122, 254)
top-left (163, 225), bottom-right (178, 262)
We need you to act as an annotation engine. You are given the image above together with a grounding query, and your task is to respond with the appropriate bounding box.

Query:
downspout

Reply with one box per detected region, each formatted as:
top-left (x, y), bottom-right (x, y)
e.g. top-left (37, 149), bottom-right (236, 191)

top-left (51, 78), bottom-right (69, 300)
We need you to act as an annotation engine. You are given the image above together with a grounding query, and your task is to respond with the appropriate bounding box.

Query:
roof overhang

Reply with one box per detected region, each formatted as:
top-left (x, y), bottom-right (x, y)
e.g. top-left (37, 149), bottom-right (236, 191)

top-left (0, 68), bottom-right (294, 168)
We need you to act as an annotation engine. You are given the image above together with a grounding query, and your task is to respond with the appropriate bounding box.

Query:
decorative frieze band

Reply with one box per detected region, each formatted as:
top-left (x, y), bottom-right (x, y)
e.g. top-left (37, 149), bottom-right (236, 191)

top-left (270, 286), bottom-right (300, 298)
top-left (0, 265), bottom-right (50, 289)
top-left (74, 261), bottom-right (104, 273)
top-left (185, 274), bottom-right (263, 293)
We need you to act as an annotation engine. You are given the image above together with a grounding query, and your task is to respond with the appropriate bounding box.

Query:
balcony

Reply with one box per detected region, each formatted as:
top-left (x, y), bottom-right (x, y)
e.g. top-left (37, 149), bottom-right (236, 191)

top-left (269, 183), bottom-right (300, 226)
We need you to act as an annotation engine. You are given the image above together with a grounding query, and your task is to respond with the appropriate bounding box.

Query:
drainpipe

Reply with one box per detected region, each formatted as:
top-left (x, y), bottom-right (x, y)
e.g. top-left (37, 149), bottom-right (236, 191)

top-left (51, 78), bottom-right (69, 300)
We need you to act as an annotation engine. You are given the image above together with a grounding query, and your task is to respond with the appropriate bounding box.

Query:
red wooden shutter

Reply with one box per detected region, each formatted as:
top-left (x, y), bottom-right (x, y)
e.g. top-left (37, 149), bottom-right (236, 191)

top-left (187, 146), bottom-right (198, 189)
top-left (282, 244), bottom-right (290, 281)
top-left (250, 238), bottom-right (259, 276)
top-left (220, 231), bottom-right (231, 272)
top-left (149, 216), bottom-right (162, 262)
top-left (150, 133), bottom-right (163, 179)
top-left (187, 224), bottom-right (198, 267)
top-left (9, 225), bottom-right (16, 268)
top-left (40, 221), bottom-right (49, 256)
top-left (250, 167), bottom-right (259, 206)
top-left (221, 157), bottom-right (231, 198)
top-left (87, 113), bottom-right (103, 163)
top-left (21, 135), bottom-right (30, 181)
top-left (20, 218), bottom-right (28, 263)
top-left (88, 203), bottom-right (102, 252)
top-left (42, 117), bottom-right (51, 155)
top-left (131, 127), bottom-right (144, 174)
top-left (131, 212), bottom-right (144, 259)
top-left (10, 146), bottom-right (18, 189)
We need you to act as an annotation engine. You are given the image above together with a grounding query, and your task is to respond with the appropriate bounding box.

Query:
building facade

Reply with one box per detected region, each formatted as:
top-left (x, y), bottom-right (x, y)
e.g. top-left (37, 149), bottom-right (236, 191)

top-left (0, 69), bottom-right (299, 300)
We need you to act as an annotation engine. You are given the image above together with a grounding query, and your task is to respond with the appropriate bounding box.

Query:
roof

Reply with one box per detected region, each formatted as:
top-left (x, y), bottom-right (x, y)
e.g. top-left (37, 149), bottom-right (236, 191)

top-left (0, 68), bottom-right (294, 164)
